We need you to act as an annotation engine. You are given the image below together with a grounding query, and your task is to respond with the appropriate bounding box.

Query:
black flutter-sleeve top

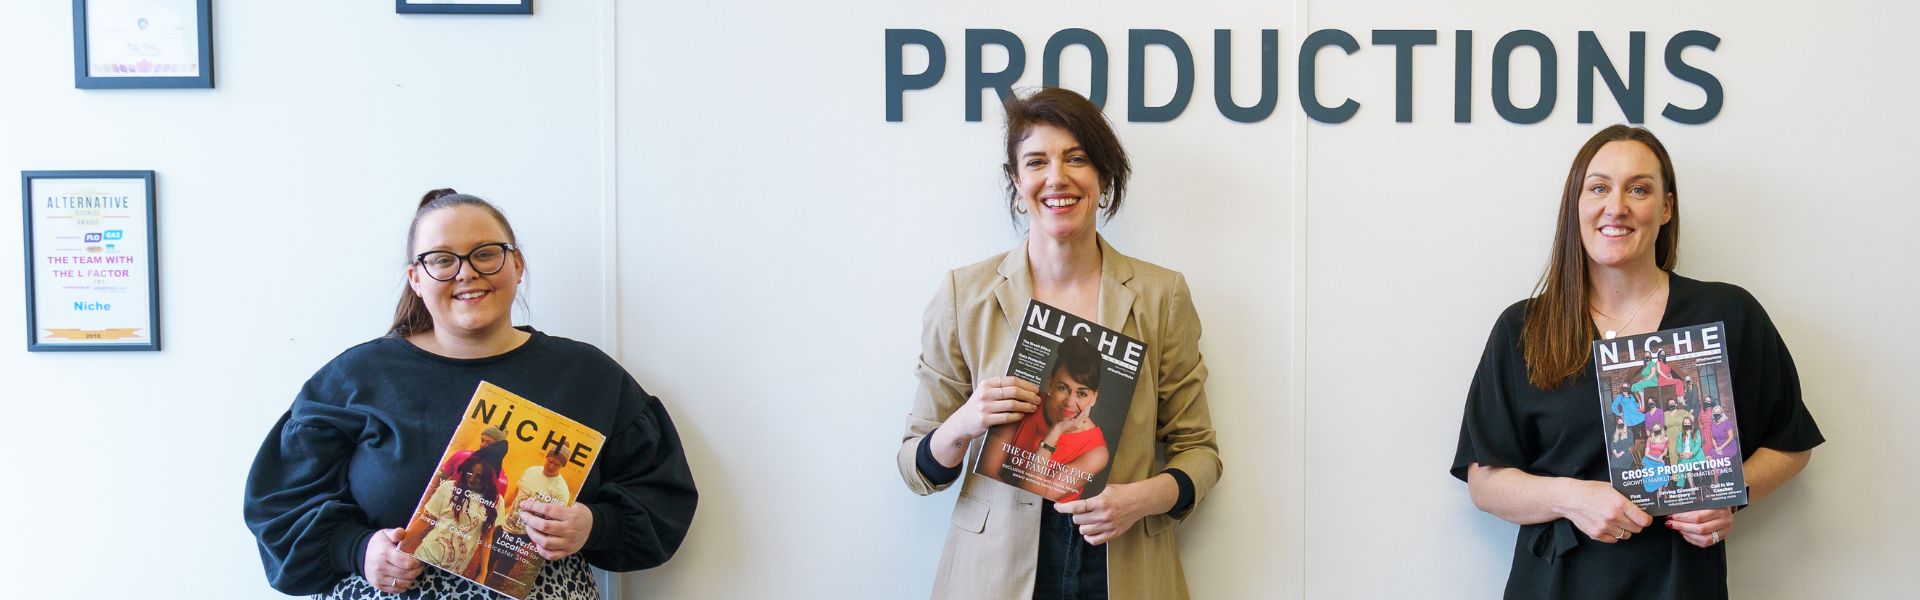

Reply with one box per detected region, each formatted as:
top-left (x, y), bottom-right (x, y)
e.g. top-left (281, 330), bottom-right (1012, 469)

top-left (1450, 274), bottom-right (1822, 599)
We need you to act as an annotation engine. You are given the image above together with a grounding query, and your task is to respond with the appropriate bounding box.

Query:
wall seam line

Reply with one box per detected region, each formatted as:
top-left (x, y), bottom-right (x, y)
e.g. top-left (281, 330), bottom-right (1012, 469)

top-left (1289, 1), bottom-right (1312, 599)
top-left (597, 0), bottom-right (621, 596)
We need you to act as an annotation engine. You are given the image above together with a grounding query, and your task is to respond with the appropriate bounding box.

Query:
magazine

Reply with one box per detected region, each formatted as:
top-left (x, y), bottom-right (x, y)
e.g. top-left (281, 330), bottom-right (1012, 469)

top-left (974, 299), bottom-right (1145, 502)
top-left (1592, 322), bottom-right (1747, 516)
top-left (398, 381), bottom-right (605, 599)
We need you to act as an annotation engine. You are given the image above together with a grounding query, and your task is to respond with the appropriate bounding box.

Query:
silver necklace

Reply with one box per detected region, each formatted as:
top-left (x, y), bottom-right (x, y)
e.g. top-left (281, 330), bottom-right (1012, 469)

top-left (1593, 278), bottom-right (1663, 340)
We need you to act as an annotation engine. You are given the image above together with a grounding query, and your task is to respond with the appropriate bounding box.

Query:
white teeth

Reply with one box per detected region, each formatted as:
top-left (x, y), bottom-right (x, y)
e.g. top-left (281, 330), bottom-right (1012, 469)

top-left (1601, 226), bottom-right (1631, 236)
top-left (1044, 197), bottom-right (1079, 208)
top-left (455, 291), bottom-right (486, 300)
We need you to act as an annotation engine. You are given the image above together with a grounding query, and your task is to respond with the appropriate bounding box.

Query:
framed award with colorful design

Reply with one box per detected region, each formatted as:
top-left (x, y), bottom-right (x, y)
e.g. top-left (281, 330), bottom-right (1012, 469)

top-left (397, 0), bottom-right (533, 15)
top-left (72, 0), bottom-right (215, 89)
top-left (22, 171), bottom-right (161, 351)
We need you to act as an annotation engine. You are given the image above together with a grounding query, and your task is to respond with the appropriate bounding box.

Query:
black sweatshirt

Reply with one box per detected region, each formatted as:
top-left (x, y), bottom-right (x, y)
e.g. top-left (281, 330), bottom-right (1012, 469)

top-left (243, 328), bottom-right (697, 594)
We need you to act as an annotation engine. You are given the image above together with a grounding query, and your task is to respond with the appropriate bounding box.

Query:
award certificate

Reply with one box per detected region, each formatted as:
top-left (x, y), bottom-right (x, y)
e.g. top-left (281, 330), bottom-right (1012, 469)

top-left (83, 0), bottom-right (203, 79)
top-left (23, 172), bottom-right (160, 351)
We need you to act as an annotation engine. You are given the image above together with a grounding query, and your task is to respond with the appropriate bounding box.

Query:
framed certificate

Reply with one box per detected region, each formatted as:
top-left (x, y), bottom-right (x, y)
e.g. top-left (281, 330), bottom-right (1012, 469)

top-left (72, 0), bottom-right (214, 89)
top-left (22, 171), bottom-right (161, 352)
top-left (397, 0), bottom-right (533, 15)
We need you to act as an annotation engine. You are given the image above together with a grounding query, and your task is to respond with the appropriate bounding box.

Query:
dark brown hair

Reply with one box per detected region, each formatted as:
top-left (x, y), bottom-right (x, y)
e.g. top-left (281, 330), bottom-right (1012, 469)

top-left (1049, 336), bottom-right (1103, 393)
top-left (1001, 87), bottom-right (1131, 223)
top-left (1522, 125), bottom-right (1680, 389)
top-left (386, 188), bottom-right (522, 338)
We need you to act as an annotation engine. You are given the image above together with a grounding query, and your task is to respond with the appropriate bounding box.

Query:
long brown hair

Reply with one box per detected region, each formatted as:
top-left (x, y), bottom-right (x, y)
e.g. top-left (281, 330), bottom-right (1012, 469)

top-left (387, 188), bottom-right (522, 338)
top-left (1521, 125), bottom-right (1680, 389)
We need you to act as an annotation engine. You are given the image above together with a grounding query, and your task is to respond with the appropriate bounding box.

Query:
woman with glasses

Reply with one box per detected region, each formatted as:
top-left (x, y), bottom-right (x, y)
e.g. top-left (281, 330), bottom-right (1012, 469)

top-left (244, 189), bottom-right (698, 599)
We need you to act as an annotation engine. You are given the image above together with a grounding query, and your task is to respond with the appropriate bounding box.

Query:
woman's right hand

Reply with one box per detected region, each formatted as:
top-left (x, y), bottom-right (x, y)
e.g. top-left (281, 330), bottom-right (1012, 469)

top-left (364, 527), bottom-right (425, 594)
top-left (1049, 407), bottom-right (1093, 438)
top-left (940, 376), bottom-right (1040, 440)
top-left (1559, 479), bottom-right (1652, 543)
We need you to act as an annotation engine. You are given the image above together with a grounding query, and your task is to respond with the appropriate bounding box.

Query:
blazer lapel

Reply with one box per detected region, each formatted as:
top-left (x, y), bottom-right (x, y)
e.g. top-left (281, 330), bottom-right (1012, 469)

top-left (993, 239), bottom-right (1034, 336)
top-left (1097, 235), bottom-right (1138, 332)
top-left (996, 236), bottom-right (1135, 332)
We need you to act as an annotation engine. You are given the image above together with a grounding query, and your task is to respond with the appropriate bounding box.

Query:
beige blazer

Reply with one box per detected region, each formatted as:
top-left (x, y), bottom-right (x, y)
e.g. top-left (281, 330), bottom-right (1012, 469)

top-left (896, 236), bottom-right (1222, 600)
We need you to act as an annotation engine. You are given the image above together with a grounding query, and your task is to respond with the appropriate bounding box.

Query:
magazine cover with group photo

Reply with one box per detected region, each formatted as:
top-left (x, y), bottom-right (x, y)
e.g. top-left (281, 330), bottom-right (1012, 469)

top-left (974, 299), bottom-right (1146, 502)
top-left (1592, 322), bottom-right (1748, 516)
top-left (398, 381), bottom-right (606, 600)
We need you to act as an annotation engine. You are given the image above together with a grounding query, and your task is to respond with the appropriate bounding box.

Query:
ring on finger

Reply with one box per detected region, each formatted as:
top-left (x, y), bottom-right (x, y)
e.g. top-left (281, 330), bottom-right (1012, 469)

top-left (1710, 530), bottom-right (1721, 544)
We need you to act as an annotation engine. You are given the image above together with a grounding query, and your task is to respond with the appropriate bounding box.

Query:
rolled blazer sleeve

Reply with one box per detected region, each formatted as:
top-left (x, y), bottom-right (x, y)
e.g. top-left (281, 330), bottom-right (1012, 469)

top-left (1154, 274), bottom-right (1221, 518)
top-left (898, 272), bottom-right (974, 495)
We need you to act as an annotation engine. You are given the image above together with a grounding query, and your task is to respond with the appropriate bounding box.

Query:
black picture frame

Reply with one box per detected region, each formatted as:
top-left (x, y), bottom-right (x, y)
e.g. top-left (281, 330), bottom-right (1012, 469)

top-left (22, 170), bottom-right (161, 352)
top-left (396, 0), bottom-right (533, 15)
top-left (72, 0), bottom-right (215, 89)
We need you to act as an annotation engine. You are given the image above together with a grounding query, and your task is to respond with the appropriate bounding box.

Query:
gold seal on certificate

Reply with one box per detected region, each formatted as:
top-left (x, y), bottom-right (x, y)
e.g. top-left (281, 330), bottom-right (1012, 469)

top-left (22, 171), bottom-right (161, 351)
top-left (73, 0), bottom-right (215, 89)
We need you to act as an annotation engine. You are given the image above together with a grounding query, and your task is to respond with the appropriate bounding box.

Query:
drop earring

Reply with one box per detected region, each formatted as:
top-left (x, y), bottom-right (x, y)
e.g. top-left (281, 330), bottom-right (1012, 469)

top-left (1098, 190), bottom-right (1112, 210)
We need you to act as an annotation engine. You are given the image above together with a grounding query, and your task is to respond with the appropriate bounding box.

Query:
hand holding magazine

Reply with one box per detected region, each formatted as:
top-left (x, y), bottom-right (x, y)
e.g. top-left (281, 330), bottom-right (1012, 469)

top-left (397, 381), bottom-right (605, 600)
top-left (1592, 322), bottom-right (1747, 516)
top-left (975, 300), bottom-right (1145, 502)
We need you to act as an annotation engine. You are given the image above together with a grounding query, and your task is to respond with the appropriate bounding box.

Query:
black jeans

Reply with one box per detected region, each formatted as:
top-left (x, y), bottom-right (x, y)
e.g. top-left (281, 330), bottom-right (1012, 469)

top-left (1033, 499), bottom-right (1108, 600)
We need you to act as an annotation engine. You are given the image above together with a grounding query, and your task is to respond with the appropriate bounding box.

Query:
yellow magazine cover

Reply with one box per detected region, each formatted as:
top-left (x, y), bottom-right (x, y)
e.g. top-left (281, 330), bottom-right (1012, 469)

top-left (397, 381), bottom-right (604, 599)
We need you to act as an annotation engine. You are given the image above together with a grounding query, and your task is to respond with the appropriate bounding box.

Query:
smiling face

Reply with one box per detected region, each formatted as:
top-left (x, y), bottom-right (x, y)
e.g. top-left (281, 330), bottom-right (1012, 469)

top-left (1013, 124), bottom-right (1104, 243)
top-left (1578, 141), bottom-right (1673, 272)
top-left (1042, 366), bottom-right (1099, 426)
top-left (406, 205), bottom-right (523, 338)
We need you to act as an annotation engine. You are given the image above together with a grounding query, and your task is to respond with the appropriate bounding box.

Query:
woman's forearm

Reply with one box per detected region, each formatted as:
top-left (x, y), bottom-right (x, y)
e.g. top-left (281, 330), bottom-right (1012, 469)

top-left (1744, 447), bottom-right (1812, 502)
top-left (1466, 464), bottom-right (1578, 526)
top-left (928, 423), bottom-right (972, 469)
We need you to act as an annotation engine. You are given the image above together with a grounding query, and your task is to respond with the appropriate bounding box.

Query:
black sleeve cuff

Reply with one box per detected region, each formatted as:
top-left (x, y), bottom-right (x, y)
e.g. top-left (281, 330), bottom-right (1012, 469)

top-left (916, 434), bottom-right (962, 487)
top-left (335, 526), bottom-right (376, 579)
top-left (1164, 468), bottom-right (1195, 517)
top-left (581, 502), bottom-right (620, 552)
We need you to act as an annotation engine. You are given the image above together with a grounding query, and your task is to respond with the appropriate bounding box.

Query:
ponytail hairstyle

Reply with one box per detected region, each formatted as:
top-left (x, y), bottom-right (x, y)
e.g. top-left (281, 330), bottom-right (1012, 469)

top-left (1521, 125), bottom-right (1679, 390)
top-left (386, 188), bottom-right (523, 338)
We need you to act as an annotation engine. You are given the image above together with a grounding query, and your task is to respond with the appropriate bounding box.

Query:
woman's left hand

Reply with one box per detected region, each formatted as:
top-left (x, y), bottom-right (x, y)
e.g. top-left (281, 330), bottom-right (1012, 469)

top-left (1666, 507), bottom-right (1733, 548)
top-left (1053, 477), bottom-right (1176, 546)
top-left (520, 501), bottom-right (594, 559)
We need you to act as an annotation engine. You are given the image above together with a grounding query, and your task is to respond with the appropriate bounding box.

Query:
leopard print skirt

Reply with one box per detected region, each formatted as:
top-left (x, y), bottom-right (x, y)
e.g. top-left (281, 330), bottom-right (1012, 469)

top-left (318, 555), bottom-right (596, 600)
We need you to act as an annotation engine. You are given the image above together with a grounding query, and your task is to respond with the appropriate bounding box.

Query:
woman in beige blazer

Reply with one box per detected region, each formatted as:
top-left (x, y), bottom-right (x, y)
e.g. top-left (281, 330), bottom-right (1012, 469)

top-left (895, 87), bottom-right (1222, 600)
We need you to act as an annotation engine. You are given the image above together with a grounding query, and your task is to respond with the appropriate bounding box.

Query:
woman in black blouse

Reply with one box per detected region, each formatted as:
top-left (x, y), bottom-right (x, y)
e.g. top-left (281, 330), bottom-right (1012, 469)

top-left (1452, 126), bottom-right (1822, 599)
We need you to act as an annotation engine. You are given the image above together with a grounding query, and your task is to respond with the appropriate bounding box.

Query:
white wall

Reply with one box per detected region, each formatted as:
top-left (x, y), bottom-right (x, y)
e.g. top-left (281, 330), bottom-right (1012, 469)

top-left (4, 1), bottom-right (1914, 598)
top-left (0, 2), bottom-right (609, 597)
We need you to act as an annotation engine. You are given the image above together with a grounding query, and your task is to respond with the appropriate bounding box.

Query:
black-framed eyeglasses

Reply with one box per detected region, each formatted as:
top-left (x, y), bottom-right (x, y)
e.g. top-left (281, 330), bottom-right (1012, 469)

top-left (413, 242), bottom-right (518, 282)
